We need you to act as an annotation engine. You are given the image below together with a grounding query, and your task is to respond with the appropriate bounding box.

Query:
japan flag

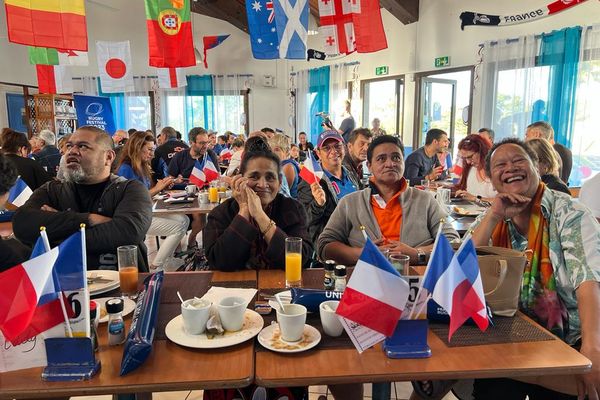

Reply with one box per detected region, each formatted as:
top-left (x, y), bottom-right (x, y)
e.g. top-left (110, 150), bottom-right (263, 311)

top-left (96, 41), bottom-right (135, 93)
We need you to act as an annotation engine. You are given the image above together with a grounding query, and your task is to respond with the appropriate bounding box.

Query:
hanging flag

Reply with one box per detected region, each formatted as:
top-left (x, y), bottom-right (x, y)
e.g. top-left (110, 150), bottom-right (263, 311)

top-left (36, 65), bottom-right (74, 95)
top-left (4, 0), bottom-right (88, 51)
top-left (220, 147), bottom-right (233, 161)
top-left (299, 150), bottom-right (324, 185)
top-left (96, 41), bottom-right (134, 93)
top-left (336, 237), bottom-right (410, 337)
top-left (246, 0), bottom-right (280, 59)
top-left (202, 35), bottom-right (230, 68)
top-left (8, 177), bottom-right (33, 207)
top-left (422, 236), bottom-right (489, 341)
top-left (28, 47), bottom-right (89, 66)
top-left (318, 0), bottom-right (387, 56)
top-left (459, 0), bottom-right (587, 30)
top-left (157, 68), bottom-right (187, 88)
top-left (307, 48), bottom-right (326, 61)
top-left (189, 156), bottom-right (220, 188)
top-left (144, 0), bottom-right (196, 67)
top-left (273, 0), bottom-right (308, 59)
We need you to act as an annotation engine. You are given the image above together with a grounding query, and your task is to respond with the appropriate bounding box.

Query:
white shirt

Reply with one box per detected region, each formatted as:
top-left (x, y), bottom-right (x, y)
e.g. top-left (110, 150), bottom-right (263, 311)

top-left (580, 172), bottom-right (600, 218)
top-left (466, 167), bottom-right (497, 198)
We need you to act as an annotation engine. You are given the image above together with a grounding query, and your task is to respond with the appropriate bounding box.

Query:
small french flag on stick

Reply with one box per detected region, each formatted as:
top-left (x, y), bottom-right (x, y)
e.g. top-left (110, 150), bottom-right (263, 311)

top-left (189, 156), bottom-right (220, 188)
top-left (220, 147), bottom-right (233, 161)
top-left (299, 150), bottom-right (323, 185)
top-left (8, 177), bottom-right (33, 207)
top-left (336, 238), bottom-right (410, 337)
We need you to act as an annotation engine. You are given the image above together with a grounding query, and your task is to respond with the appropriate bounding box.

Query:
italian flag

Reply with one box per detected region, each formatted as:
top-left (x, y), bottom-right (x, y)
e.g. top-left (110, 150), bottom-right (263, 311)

top-left (144, 0), bottom-right (196, 68)
top-left (36, 65), bottom-right (74, 94)
top-left (28, 47), bottom-right (89, 66)
top-left (5, 0), bottom-right (88, 51)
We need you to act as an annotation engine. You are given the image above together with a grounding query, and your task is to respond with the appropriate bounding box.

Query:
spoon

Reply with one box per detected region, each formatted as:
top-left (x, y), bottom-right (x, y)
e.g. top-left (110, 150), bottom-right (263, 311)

top-left (275, 293), bottom-right (286, 314)
top-left (177, 291), bottom-right (185, 305)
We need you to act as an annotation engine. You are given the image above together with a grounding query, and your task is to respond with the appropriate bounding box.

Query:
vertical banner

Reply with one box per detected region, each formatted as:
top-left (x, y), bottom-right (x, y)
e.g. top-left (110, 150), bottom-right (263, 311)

top-left (73, 95), bottom-right (116, 134)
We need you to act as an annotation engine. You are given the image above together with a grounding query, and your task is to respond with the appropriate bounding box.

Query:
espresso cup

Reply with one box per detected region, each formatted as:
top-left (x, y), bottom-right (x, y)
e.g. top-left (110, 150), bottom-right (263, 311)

top-left (185, 184), bottom-right (198, 196)
top-left (319, 300), bottom-right (344, 337)
top-left (181, 298), bottom-right (211, 335)
top-left (277, 304), bottom-right (307, 342)
top-left (217, 296), bottom-right (248, 332)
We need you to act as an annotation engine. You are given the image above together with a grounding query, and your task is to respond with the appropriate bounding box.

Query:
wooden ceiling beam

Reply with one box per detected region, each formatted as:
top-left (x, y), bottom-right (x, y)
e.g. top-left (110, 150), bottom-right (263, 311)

top-left (379, 0), bottom-right (419, 25)
top-left (191, 0), bottom-right (249, 33)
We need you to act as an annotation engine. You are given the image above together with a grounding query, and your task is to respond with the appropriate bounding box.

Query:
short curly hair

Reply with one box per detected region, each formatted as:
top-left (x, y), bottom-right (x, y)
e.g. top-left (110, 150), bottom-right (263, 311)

top-left (484, 137), bottom-right (539, 178)
top-left (0, 153), bottom-right (18, 196)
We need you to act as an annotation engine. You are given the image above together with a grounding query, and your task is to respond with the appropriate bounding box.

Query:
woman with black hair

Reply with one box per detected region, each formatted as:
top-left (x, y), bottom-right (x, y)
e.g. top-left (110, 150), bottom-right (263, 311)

top-left (204, 136), bottom-right (313, 271)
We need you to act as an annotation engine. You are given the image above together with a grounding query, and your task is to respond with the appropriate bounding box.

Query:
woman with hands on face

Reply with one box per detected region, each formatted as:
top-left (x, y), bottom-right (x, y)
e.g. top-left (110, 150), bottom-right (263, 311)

top-left (204, 137), bottom-right (313, 271)
top-left (471, 138), bottom-right (600, 400)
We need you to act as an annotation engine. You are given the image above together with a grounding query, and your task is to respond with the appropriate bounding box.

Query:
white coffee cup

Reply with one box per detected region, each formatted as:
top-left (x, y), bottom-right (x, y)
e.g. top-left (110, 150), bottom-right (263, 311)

top-left (185, 184), bottom-right (198, 196)
top-left (198, 192), bottom-right (209, 204)
top-left (277, 304), bottom-right (307, 342)
top-left (319, 301), bottom-right (344, 337)
top-left (217, 296), bottom-right (248, 332)
top-left (181, 298), bottom-right (211, 335)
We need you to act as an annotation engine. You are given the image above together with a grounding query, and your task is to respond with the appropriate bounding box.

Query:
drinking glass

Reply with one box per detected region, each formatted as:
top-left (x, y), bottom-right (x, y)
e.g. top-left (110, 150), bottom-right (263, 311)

top-left (118, 245), bottom-right (138, 298)
top-left (208, 181), bottom-right (219, 203)
top-left (389, 254), bottom-right (410, 276)
top-left (285, 237), bottom-right (302, 288)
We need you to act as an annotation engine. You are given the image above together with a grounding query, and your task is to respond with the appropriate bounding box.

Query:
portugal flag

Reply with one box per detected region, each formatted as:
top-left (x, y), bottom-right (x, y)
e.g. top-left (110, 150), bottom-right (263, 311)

top-left (4, 0), bottom-right (88, 51)
top-left (144, 0), bottom-right (196, 68)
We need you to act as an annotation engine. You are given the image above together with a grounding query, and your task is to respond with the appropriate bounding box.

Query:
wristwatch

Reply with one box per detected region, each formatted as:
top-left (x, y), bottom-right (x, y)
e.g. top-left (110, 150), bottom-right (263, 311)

top-left (416, 248), bottom-right (427, 264)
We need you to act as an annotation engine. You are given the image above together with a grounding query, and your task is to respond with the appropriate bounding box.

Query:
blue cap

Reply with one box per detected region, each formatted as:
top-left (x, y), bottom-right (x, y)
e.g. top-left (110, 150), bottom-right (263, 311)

top-left (317, 130), bottom-right (344, 148)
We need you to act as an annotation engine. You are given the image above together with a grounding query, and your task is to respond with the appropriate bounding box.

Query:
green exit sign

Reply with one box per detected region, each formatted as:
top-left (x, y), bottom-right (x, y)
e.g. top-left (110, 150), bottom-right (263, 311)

top-left (435, 56), bottom-right (450, 68)
top-left (375, 66), bottom-right (389, 76)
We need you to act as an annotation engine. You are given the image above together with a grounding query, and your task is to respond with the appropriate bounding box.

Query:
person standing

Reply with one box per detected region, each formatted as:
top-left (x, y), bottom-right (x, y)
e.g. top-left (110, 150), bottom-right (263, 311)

top-left (371, 118), bottom-right (386, 137)
top-left (338, 100), bottom-right (355, 143)
top-left (404, 128), bottom-right (449, 186)
top-left (297, 131), bottom-right (314, 163)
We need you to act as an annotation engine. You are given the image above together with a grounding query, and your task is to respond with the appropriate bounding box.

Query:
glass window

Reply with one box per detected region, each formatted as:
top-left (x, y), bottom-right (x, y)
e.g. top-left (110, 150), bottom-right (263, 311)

top-left (362, 78), bottom-right (403, 136)
top-left (124, 95), bottom-right (151, 131)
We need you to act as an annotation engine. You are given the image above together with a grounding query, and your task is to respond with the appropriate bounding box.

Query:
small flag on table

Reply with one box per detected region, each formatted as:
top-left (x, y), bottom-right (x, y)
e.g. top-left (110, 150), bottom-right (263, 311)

top-left (299, 150), bottom-right (323, 185)
top-left (8, 177), bottom-right (32, 207)
top-left (220, 147), bottom-right (233, 161)
top-left (189, 156), bottom-right (220, 188)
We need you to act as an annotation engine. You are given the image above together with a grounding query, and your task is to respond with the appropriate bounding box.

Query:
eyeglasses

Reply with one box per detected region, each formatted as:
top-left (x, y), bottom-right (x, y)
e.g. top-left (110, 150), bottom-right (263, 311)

top-left (196, 141), bottom-right (209, 146)
top-left (320, 143), bottom-right (344, 154)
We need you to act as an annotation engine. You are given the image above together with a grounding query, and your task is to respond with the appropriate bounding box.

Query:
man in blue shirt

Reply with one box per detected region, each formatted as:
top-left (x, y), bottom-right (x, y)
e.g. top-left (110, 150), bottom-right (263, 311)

top-left (298, 130), bottom-right (359, 245)
top-left (404, 128), bottom-right (449, 186)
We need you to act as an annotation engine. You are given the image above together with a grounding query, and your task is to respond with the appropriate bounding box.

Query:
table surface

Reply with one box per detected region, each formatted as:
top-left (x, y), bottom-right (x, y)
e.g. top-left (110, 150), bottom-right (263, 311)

top-left (152, 197), bottom-right (218, 215)
top-left (254, 269), bottom-right (592, 387)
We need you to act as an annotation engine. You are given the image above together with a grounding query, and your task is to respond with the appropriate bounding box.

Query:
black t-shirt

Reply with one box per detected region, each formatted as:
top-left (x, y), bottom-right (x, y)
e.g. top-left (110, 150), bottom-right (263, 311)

top-left (541, 174), bottom-right (571, 196)
top-left (5, 153), bottom-right (53, 191)
top-left (0, 238), bottom-right (30, 272)
top-left (167, 148), bottom-right (219, 179)
top-left (298, 142), bottom-right (314, 163)
top-left (155, 139), bottom-right (189, 166)
top-left (553, 143), bottom-right (572, 185)
top-left (73, 180), bottom-right (110, 213)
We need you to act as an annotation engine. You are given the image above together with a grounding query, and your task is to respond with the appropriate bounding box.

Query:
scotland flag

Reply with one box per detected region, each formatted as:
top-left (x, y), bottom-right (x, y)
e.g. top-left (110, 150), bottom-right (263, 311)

top-left (246, 0), bottom-right (280, 59)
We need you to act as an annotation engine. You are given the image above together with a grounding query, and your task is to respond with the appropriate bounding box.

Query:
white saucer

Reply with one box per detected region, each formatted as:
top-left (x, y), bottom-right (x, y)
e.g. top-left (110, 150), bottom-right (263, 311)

top-left (93, 297), bottom-right (136, 323)
top-left (87, 270), bottom-right (120, 296)
top-left (258, 323), bottom-right (321, 353)
top-left (165, 309), bottom-right (263, 349)
top-left (267, 290), bottom-right (291, 311)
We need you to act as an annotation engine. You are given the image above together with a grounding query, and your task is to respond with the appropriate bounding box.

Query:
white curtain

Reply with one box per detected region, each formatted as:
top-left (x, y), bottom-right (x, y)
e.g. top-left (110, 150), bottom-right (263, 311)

top-left (158, 85), bottom-right (188, 135)
top-left (476, 35), bottom-right (546, 141)
top-left (213, 74), bottom-right (250, 135)
top-left (329, 63), bottom-right (351, 127)
top-left (293, 70), bottom-right (310, 139)
top-left (73, 76), bottom-right (99, 95)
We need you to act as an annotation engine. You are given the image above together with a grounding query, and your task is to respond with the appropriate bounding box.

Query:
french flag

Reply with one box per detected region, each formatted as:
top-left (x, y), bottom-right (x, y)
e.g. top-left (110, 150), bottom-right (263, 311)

top-left (299, 150), bottom-right (324, 185)
top-left (422, 235), bottom-right (489, 340)
top-left (220, 147), bottom-right (233, 161)
top-left (8, 177), bottom-right (33, 207)
top-left (189, 156), bottom-right (220, 188)
top-left (336, 238), bottom-right (410, 336)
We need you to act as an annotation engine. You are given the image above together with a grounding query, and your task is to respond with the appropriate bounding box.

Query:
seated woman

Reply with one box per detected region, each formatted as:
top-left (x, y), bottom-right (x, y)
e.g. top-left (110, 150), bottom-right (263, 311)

top-left (204, 137), bottom-right (312, 271)
top-left (318, 135), bottom-right (459, 266)
top-left (115, 131), bottom-right (189, 271)
top-left (471, 138), bottom-right (600, 400)
top-left (525, 137), bottom-right (571, 195)
top-left (454, 134), bottom-right (496, 203)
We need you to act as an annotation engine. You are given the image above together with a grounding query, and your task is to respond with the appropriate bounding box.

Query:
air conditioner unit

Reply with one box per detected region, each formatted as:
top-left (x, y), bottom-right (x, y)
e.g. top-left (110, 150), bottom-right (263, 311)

top-left (262, 75), bottom-right (276, 87)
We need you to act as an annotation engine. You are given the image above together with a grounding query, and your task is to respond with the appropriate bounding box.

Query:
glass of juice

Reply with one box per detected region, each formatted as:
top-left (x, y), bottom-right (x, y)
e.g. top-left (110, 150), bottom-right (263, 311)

top-left (285, 237), bottom-right (302, 288)
top-left (118, 245), bottom-right (138, 298)
top-left (208, 182), bottom-right (219, 203)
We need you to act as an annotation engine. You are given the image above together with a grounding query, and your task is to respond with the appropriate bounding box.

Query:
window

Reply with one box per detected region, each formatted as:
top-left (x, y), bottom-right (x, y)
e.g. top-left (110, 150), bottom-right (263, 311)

top-left (362, 77), bottom-right (404, 136)
top-left (124, 95), bottom-right (151, 131)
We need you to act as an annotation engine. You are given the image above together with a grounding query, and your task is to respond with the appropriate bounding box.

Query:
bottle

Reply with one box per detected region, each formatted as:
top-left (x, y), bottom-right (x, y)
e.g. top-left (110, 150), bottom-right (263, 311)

top-left (334, 265), bottom-right (347, 292)
top-left (89, 301), bottom-right (99, 352)
top-left (106, 298), bottom-right (126, 345)
top-left (323, 260), bottom-right (335, 290)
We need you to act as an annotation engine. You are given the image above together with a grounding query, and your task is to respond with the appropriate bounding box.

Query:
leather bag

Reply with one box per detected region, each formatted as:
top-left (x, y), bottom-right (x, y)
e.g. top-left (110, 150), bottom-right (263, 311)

top-left (477, 246), bottom-right (528, 317)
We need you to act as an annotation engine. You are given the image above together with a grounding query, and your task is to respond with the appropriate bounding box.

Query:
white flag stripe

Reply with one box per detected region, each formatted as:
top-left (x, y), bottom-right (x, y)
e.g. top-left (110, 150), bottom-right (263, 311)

top-left (348, 259), bottom-right (409, 310)
top-left (318, 0), bottom-right (334, 17)
top-left (54, 66), bottom-right (74, 94)
top-left (58, 51), bottom-right (89, 66)
top-left (431, 256), bottom-right (468, 314)
top-left (11, 187), bottom-right (33, 207)
top-left (21, 247), bottom-right (60, 298)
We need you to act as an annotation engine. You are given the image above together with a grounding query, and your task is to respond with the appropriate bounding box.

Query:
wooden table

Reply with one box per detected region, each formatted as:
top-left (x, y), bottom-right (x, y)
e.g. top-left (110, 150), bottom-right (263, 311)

top-left (152, 197), bottom-right (217, 215)
top-left (255, 269), bottom-right (592, 387)
top-left (0, 271), bottom-right (255, 399)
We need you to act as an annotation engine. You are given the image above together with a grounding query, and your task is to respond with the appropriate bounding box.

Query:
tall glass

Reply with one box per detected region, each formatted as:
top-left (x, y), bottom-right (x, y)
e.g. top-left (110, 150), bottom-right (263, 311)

top-left (118, 245), bottom-right (138, 298)
top-left (208, 181), bottom-right (219, 203)
top-left (285, 237), bottom-right (302, 288)
top-left (389, 254), bottom-right (410, 276)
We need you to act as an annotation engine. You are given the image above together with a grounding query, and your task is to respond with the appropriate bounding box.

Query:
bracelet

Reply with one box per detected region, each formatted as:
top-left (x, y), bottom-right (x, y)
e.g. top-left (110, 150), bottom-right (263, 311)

top-left (260, 219), bottom-right (276, 235)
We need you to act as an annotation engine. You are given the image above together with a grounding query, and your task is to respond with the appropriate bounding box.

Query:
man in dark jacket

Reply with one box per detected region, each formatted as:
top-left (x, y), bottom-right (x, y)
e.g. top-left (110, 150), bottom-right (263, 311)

top-left (154, 126), bottom-right (189, 167)
top-left (13, 126), bottom-right (152, 271)
top-left (298, 130), bottom-right (359, 246)
top-left (1, 129), bottom-right (52, 191)
top-left (31, 129), bottom-right (61, 177)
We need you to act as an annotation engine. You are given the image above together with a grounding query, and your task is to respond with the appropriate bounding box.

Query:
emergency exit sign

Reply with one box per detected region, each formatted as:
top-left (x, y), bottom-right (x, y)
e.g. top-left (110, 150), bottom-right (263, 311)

top-left (435, 56), bottom-right (450, 68)
top-left (375, 66), bottom-right (389, 76)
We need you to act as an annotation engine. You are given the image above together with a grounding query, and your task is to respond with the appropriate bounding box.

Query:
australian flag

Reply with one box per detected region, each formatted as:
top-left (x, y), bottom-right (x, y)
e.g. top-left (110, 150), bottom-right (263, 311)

top-left (246, 0), bottom-right (307, 59)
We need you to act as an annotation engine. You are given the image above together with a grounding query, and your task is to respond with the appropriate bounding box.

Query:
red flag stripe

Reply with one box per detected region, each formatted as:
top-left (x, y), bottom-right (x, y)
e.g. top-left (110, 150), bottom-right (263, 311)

top-left (36, 65), bottom-right (58, 94)
top-left (0, 265), bottom-right (40, 343)
top-left (168, 68), bottom-right (178, 87)
top-left (336, 286), bottom-right (402, 336)
top-left (319, 0), bottom-right (353, 55)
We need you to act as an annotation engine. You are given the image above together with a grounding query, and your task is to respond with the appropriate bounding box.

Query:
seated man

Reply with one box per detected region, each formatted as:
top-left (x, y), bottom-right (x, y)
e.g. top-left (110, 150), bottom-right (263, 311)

top-left (318, 135), bottom-right (458, 265)
top-left (471, 138), bottom-right (600, 399)
top-left (342, 128), bottom-right (373, 189)
top-left (13, 126), bottom-right (152, 271)
top-left (1, 129), bottom-right (52, 191)
top-left (404, 128), bottom-right (449, 186)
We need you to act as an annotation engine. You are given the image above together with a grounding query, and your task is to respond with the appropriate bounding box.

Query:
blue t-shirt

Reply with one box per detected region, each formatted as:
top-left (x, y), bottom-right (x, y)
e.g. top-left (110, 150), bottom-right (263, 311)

top-left (324, 168), bottom-right (357, 200)
top-left (117, 163), bottom-right (151, 189)
top-left (281, 159), bottom-right (300, 198)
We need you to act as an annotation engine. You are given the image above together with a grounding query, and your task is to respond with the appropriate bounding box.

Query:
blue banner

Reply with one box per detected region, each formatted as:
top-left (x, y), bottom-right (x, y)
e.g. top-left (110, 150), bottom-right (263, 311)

top-left (73, 94), bottom-right (116, 134)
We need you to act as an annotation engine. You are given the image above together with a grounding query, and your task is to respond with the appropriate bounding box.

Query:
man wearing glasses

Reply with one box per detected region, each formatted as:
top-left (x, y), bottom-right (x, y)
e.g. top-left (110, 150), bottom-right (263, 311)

top-left (298, 130), bottom-right (360, 245)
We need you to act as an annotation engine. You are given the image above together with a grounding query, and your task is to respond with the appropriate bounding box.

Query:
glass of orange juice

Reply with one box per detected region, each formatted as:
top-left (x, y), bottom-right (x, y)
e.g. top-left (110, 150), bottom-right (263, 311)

top-left (285, 237), bottom-right (302, 288)
top-left (118, 245), bottom-right (138, 298)
top-left (208, 182), bottom-right (219, 203)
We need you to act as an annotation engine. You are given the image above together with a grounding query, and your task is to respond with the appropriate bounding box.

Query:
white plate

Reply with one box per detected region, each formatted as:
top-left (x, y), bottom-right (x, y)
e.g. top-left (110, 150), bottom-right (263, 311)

top-left (267, 290), bottom-right (292, 312)
top-left (165, 309), bottom-right (264, 349)
top-left (451, 205), bottom-right (486, 217)
top-left (93, 297), bottom-right (136, 323)
top-left (258, 323), bottom-right (321, 353)
top-left (87, 270), bottom-right (120, 296)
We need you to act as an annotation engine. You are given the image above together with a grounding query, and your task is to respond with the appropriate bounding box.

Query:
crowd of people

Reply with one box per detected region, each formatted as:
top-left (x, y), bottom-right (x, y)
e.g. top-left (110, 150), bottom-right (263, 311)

top-left (1, 114), bottom-right (600, 400)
